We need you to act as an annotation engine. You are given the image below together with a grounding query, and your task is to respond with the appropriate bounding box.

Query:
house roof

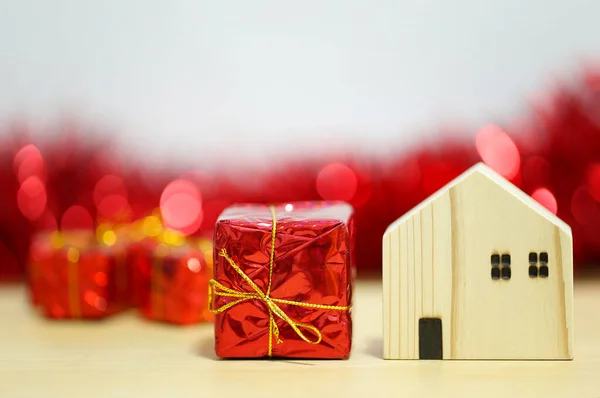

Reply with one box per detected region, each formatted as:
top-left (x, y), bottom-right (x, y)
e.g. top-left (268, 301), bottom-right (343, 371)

top-left (384, 162), bottom-right (571, 235)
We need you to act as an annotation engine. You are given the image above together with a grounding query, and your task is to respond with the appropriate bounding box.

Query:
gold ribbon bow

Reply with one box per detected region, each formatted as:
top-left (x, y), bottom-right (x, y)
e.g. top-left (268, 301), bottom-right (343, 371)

top-left (209, 205), bottom-right (351, 357)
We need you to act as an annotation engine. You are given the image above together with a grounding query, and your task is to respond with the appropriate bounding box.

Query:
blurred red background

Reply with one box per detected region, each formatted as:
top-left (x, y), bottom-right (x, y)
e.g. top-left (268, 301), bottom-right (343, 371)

top-left (2, 67), bottom-right (600, 280)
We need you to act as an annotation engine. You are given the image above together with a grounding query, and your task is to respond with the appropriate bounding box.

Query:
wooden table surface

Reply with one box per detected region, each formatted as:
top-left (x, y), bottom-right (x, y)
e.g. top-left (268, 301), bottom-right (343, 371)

top-left (0, 278), bottom-right (599, 398)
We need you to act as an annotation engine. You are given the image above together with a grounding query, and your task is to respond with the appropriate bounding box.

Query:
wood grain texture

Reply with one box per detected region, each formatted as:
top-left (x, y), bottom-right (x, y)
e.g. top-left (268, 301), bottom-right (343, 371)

top-left (383, 164), bottom-right (574, 360)
top-left (0, 278), bottom-right (597, 398)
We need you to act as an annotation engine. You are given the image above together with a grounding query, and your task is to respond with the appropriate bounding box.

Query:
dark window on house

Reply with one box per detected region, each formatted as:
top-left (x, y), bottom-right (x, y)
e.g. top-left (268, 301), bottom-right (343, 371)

top-left (529, 252), bottom-right (549, 278)
top-left (528, 265), bottom-right (538, 278)
top-left (491, 252), bottom-right (510, 280)
top-left (529, 252), bottom-right (537, 264)
top-left (491, 254), bottom-right (500, 266)
top-left (491, 267), bottom-right (500, 280)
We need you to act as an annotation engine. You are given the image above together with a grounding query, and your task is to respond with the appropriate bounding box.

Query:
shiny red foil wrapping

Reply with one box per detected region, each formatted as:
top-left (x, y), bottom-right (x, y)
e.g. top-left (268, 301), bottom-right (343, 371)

top-left (126, 239), bottom-right (158, 307)
top-left (27, 232), bottom-right (124, 319)
top-left (139, 244), bottom-right (211, 325)
top-left (213, 201), bottom-right (354, 359)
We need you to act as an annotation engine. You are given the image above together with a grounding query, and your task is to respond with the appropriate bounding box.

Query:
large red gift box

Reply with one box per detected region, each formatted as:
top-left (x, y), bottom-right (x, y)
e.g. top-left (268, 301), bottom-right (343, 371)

top-left (210, 201), bottom-right (355, 359)
top-left (27, 231), bottom-right (124, 319)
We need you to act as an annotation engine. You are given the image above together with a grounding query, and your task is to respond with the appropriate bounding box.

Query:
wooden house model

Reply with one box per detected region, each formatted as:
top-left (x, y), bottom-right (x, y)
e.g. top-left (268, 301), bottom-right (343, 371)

top-left (382, 163), bottom-right (573, 360)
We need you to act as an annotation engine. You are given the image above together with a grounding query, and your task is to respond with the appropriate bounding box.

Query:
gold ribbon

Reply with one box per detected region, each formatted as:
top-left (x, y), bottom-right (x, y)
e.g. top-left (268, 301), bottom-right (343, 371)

top-left (151, 249), bottom-right (165, 320)
top-left (66, 247), bottom-right (81, 318)
top-left (209, 205), bottom-right (351, 357)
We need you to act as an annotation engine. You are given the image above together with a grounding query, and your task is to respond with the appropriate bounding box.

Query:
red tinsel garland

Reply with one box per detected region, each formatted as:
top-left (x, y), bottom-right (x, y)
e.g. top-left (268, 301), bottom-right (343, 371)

top-left (2, 68), bottom-right (600, 280)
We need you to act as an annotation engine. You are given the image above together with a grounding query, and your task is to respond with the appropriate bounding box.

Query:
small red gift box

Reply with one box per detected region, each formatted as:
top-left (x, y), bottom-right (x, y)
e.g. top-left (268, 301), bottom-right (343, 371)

top-left (138, 241), bottom-right (211, 325)
top-left (210, 201), bottom-right (355, 359)
top-left (27, 231), bottom-right (125, 319)
top-left (127, 237), bottom-right (158, 307)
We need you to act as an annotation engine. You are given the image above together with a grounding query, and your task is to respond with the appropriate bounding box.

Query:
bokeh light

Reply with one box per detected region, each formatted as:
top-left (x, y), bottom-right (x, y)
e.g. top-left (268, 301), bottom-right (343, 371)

top-left (162, 229), bottom-right (186, 246)
top-left (97, 194), bottom-right (130, 219)
top-left (67, 247), bottom-right (80, 263)
top-left (531, 187), bottom-right (558, 214)
top-left (94, 175), bottom-right (129, 218)
top-left (160, 179), bottom-right (203, 235)
top-left (17, 176), bottom-right (47, 220)
top-left (475, 124), bottom-right (521, 179)
top-left (571, 186), bottom-right (600, 226)
top-left (142, 215), bottom-right (163, 237)
top-left (51, 304), bottom-right (65, 318)
top-left (94, 175), bottom-right (126, 203)
top-left (94, 272), bottom-right (108, 287)
top-left (61, 205), bottom-right (94, 230)
top-left (102, 230), bottom-right (117, 246)
top-left (84, 291), bottom-right (97, 306)
top-left (316, 163), bottom-right (358, 201)
top-left (14, 144), bottom-right (45, 184)
top-left (95, 296), bottom-right (107, 311)
top-left (187, 258), bottom-right (201, 272)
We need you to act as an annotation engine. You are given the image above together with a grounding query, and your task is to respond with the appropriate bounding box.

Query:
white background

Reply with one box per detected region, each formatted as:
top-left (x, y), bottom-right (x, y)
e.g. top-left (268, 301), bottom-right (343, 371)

top-left (0, 0), bottom-right (598, 168)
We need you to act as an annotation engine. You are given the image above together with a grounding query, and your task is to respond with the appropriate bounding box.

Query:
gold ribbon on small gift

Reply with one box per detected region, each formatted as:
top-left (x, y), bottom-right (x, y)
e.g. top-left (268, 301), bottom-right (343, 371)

top-left (208, 205), bottom-right (351, 357)
top-left (151, 247), bottom-right (166, 320)
top-left (60, 229), bottom-right (125, 318)
top-left (66, 246), bottom-right (82, 318)
top-left (49, 232), bottom-right (83, 318)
